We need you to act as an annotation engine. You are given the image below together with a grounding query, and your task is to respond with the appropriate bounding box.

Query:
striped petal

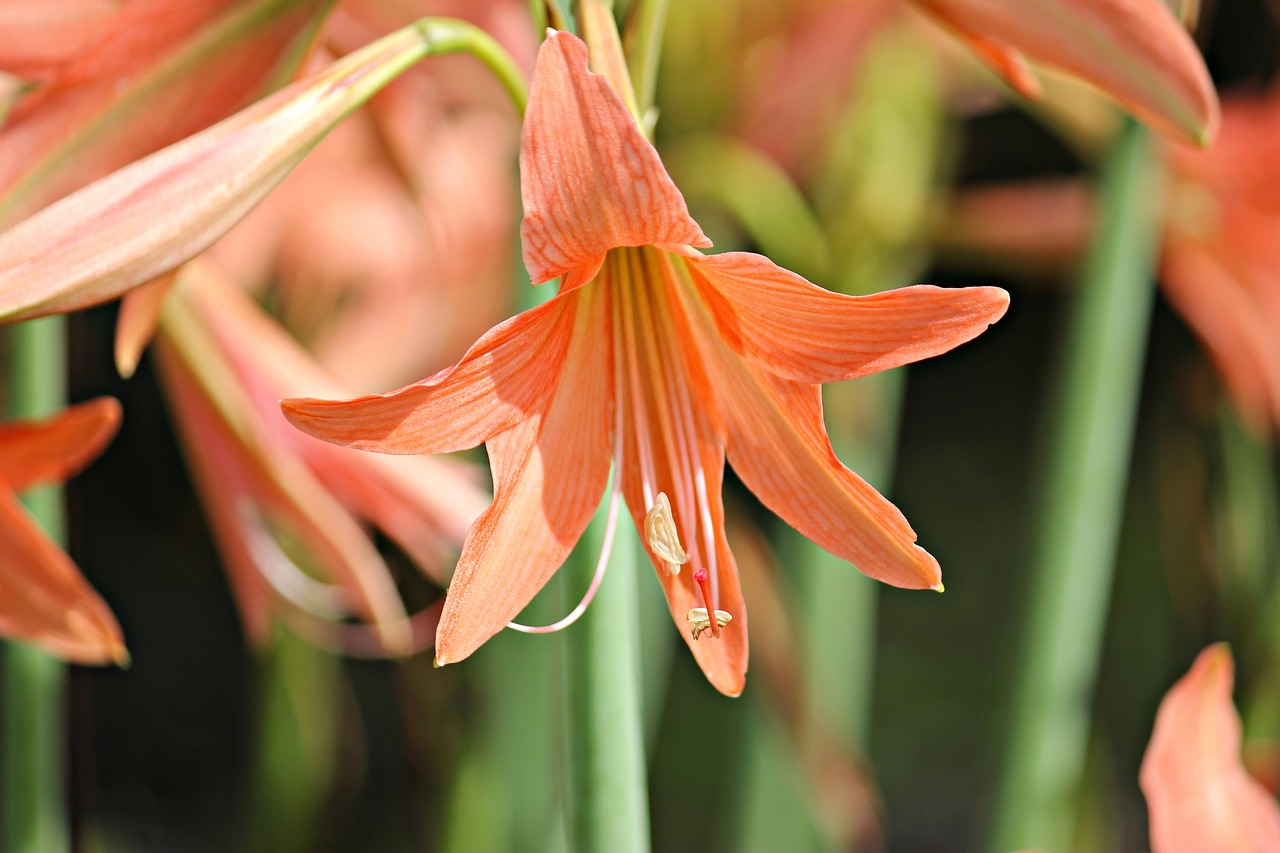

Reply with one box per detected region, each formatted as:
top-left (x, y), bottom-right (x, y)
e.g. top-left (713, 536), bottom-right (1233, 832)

top-left (519, 31), bottom-right (708, 290)
top-left (689, 251), bottom-right (1009, 384)
top-left (282, 292), bottom-right (577, 455)
top-left (435, 287), bottom-right (613, 665)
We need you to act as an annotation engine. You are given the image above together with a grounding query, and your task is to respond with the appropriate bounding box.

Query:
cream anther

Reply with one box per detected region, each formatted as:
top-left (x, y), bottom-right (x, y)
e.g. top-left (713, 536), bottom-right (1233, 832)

top-left (686, 607), bottom-right (732, 640)
top-left (644, 492), bottom-right (687, 575)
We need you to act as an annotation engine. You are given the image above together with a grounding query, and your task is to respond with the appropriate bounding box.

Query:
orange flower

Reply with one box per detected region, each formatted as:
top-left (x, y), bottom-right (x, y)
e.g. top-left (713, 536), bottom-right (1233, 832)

top-left (0, 397), bottom-right (126, 664)
top-left (1140, 644), bottom-right (1280, 853)
top-left (1162, 86), bottom-right (1280, 433)
top-left (283, 31), bottom-right (1009, 695)
top-left (910, 0), bottom-right (1218, 145)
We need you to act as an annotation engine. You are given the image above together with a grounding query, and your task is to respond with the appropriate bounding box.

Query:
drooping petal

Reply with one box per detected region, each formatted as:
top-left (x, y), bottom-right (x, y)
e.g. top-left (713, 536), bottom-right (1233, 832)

top-left (519, 31), bottom-right (709, 290)
top-left (913, 0), bottom-right (1219, 145)
top-left (115, 268), bottom-right (179, 378)
top-left (609, 249), bottom-right (747, 695)
top-left (1140, 644), bottom-right (1280, 853)
top-left (0, 487), bottom-right (126, 664)
top-left (688, 251), bottom-right (1009, 384)
top-left (435, 287), bottom-right (613, 665)
top-left (0, 23), bottom-right (447, 322)
top-left (0, 397), bottom-right (121, 491)
top-left (714, 361), bottom-right (940, 589)
top-left (283, 292), bottom-right (577, 454)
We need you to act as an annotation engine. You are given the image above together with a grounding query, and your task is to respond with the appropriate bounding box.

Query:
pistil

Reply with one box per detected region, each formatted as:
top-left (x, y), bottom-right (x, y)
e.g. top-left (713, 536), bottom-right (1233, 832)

top-left (687, 567), bottom-right (730, 639)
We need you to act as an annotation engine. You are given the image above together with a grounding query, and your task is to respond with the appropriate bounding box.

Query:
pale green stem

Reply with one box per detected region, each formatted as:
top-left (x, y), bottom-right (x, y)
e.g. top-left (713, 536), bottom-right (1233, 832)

top-left (623, 0), bottom-right (669, 118)
top-left (988, 119), bottom-right (1161, 853)
top-left (3, 317), bottom-right (69, 853)
top-left (561, 487), bottom-right (650, 852)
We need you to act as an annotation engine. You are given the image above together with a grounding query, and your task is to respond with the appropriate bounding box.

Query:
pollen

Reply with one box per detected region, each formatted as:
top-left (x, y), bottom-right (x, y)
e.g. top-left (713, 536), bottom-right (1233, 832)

top-left (686, 607), bottom-right (732, 640)
top-left (644, 492), bottom-right (688, 575)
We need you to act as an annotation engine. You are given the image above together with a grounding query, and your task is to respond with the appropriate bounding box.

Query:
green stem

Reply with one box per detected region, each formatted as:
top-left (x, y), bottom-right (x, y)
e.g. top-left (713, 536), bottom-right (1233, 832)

top-left (561, 487), bottom-right (650, 852)
top-left (623, 0), bottom-right (669, 118)
top-left (988, 119), bottom-right (1161, 853)
top-left (3, 317), bottom-right (69, 853)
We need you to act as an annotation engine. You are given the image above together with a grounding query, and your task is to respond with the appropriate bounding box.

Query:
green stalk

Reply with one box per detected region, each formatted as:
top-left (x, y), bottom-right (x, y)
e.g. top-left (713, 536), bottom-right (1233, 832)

top-left (623, 0), bottom-right (669, 118)
top-left (3, 317), bottom-right (69, 853)
top-left (988, 119), bottom-right (1161, 853)
top-left (561, 487), bottom-right (650, 852)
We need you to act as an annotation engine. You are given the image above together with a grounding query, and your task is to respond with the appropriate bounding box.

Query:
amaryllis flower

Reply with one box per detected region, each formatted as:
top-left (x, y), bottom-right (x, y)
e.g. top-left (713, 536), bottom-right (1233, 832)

top-left (1140, 644), bottom-right (1280, 853)
top-left (0, 396), bottom-right (126, 664)
top-left (909, 0), bottom-right (1218, 145)
top-left (284, 31), bottom-right (1008, 695)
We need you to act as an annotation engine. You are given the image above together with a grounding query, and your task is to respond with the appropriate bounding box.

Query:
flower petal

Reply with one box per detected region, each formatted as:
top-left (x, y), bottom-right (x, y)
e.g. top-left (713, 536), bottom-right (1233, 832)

top-left (0, 487), bottom-right (126, 664)
top-left (1140, 644), bottom-right (1280, 853)
top-left (434, 287), bottom-right (613, 664)
top-left (282, 292), bottom-right (576, 454)
top-left (0, 23), bottom-right (438, 322)
top-left (689, 251), bottom-right (1008, 384)
top-left (0, 0), bottom-right (118, 79)
top-left (609, 249), bottom-right (747, 695)
top-left (914, 0), bottom-right (1219, 145)
top-left (715, 363), bottom-right (940, 589)
top-left (0, 396), bottom-right (121, 491)
top-left (519, 31), bottom-right (709, 288)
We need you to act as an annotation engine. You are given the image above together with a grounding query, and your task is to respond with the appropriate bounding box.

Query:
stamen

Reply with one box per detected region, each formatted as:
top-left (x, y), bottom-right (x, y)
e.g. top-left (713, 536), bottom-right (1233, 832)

top-left (644, 492), bottom-right (688, 575)
top-left (686, 607), bottom-right (732, 641)
top-left (690, 567), bottom-right (727, 639)
top-left (506, 477), bottom-right (622, 634)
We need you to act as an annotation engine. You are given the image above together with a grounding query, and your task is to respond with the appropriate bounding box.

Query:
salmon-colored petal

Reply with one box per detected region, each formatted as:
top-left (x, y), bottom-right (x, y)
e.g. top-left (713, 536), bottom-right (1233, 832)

top-left (435, 287), bottom-right (613, 664)
top-left (609, 249), bottom-right (747, 695)
top-left (519, 31), bottom-right (708, 288)
top-left (0, 0), bottom-right (316, 223)
top-left (282, 292), bottom-right (576, 454)
top-left (688, 252), bottom-right (1009, 385)
top-left (941, 24), bottom-right (1042, 99)
top-left (914, 0), bottom-right (1218, 144)
top-left (1161, 241), bottom-right (1280, 432)
top-left (1140, 644), bottom-right (1280, 853)
top-left (0, 0), bottom-right (119, 79)
top-left (181, 262), bottom-right (486, 584)
top-left (715, 363), bottom-right (940, 589)
top-left (115, 268), bottom-right (179, 379)
top-left (0, 23), bottom-right (440, 322)
top-left (0, 397), bottom-right (121, 491)
top-left (0, 487), bottom-right (126, 664)
top-left (156, 306), bottom-right (413, 653)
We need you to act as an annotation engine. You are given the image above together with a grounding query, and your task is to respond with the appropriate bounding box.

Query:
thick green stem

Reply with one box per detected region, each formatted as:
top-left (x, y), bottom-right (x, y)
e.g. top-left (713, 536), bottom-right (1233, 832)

top-left (561, 489), bottom-right (650, 852)
top-left (989, 119), bottom-right (1161, 853)
top-left (3, 317), bottom-right (69, 853)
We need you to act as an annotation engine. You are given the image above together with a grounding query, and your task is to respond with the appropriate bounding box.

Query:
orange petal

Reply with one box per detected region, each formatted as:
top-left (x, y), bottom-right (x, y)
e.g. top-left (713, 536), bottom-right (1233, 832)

top-left (1161, 240), bottom-right (1280, 432)
top-left (0, 0), bottom-right (125, 79)
top-left (282, 292), bottom-right (576, 454)
top-left (0, 397), bottom-right (121, 491)
top-left (519, 31), bottom-right (709, 288)
top-left (0, 487), bottom-right (126, 664)
top-left (609, 249), bottom-right (747, 695)
top-left (115, 268), bottom-right (179, 379)
top-left (435, 287), bottom-right (613, 665)
top-left (715, 366), bottom-right (940, 590)
top-left (1140, 644), bottom-right (1280, 853)
top-left (914, 0), bottom-right (1218, 145)
top-left (689, 252), bottom-right (1009, 384)
top-left (0, 23), bottom-right (438, 322)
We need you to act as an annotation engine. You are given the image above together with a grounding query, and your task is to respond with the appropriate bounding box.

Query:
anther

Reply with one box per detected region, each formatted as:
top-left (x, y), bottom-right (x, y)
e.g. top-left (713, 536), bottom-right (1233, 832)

top-left (644, 492), bottom-right (687, 576)
top-left (689, 567), bottom-right (728, 639)
top-left (686, 607), bottom-right (732, 640)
